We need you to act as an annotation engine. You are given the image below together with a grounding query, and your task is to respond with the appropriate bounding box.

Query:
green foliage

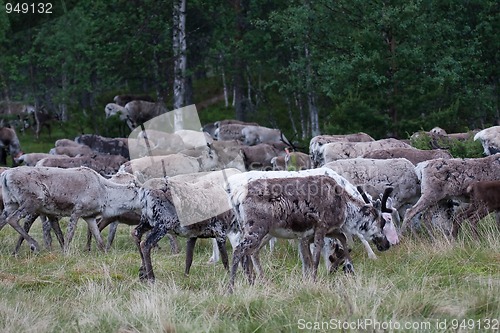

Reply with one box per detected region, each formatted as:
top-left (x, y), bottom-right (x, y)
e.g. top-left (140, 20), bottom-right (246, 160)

top-left (323, 93), bottom-right (390, 139)
top-left (0, 0), bottom-right (498, 140)
top-left (410, 131), bottom-right (484, 158)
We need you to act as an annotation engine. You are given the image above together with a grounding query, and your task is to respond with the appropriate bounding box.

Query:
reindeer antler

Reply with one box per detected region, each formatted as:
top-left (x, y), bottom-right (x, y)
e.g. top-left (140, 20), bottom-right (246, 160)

top-left (381, 187), bottom-right (394, 213)
top-left (356, 185), bottom-right (371, 204)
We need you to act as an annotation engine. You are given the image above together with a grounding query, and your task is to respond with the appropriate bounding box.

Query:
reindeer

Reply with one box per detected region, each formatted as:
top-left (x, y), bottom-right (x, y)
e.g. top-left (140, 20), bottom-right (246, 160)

top-left (227, 169), bottom-right (393, 292)
top-left (0, 127), bottom-right (23, 166)
top-left (403, 155), bottom-right (500, 232)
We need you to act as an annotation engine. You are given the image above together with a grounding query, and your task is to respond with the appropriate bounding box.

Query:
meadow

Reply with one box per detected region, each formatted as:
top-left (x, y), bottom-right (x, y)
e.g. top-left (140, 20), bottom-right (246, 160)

top-left (0, 215), bottom-right (498, 333)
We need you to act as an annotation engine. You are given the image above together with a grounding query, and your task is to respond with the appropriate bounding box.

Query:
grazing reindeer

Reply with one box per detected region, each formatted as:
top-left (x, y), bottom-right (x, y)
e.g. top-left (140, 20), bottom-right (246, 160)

top-left (132, 170), bottom-right (241, 282)
top-left (227, 169), bottom-right (393, 292)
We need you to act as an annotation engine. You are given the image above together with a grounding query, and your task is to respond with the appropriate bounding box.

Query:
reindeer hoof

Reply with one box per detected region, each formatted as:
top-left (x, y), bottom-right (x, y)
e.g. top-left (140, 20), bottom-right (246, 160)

top-left (343, 262), bottom-right (355, 274)
top-left (138, 267), bottom-right (147, 280)
top-left (30, 244), bottom-right (40, 253)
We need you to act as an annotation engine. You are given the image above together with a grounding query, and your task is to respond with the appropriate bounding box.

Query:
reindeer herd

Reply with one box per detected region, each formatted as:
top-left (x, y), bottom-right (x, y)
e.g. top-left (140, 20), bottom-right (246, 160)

top-left (0, 95), bottom-right (498, 292)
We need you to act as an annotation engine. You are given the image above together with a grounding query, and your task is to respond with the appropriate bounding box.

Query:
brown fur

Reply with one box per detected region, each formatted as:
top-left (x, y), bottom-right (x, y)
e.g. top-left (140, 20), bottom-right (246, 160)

top-left (309, 133), bottom-right (375, 167)
top-left (239, 143), bottom-right (284, 170)
top-left (453, 180), bottom-right (500, 238)
top-left (113, 94), bottom-right (155, 106)
top-left (36, 154), bottom-right (128, 177)
top-left (0, 127), bottom-right (23, 166)
top-left (320, 138), bottom-right (412, 166)
top-left (75, 134), bottom-right (130, 159)
top-left (362, 148), bottom-right (452, 165)
top-left (272, 152), bottom-right (311, 171)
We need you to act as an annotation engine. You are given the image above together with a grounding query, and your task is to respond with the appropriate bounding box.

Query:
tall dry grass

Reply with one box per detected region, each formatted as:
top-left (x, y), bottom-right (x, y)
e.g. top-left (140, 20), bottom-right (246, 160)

top-left (0, 215), bottom-right (498, 332)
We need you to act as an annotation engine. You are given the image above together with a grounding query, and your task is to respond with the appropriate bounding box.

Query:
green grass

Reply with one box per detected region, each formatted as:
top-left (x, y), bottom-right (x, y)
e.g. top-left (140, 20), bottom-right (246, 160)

top-left (0, 216), bottom-right (498, 333)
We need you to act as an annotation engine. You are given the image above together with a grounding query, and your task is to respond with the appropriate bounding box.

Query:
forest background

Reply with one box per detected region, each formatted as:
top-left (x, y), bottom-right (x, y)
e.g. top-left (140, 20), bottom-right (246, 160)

top-left (0, 0), bottom-right (498, 143)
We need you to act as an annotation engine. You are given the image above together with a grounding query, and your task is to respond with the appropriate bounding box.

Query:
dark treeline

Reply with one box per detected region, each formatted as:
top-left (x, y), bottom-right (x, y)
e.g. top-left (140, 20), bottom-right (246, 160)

top-left (0, 0), bottom-right (498, 139)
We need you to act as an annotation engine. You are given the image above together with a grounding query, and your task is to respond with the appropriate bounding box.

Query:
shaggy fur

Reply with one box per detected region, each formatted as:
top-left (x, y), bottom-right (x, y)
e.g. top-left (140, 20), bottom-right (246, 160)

top-left (403, 155), bottom-right (500, 230)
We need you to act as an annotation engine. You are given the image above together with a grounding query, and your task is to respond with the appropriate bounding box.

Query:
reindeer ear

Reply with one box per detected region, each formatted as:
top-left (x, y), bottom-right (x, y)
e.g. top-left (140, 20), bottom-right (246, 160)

top-left (385, 197), bottom-right (394, 210)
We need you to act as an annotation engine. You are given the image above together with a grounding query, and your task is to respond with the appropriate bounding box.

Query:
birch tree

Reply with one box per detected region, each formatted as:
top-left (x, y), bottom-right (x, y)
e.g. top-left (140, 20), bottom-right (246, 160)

top-left (173, 0), bottom-right (187, 129)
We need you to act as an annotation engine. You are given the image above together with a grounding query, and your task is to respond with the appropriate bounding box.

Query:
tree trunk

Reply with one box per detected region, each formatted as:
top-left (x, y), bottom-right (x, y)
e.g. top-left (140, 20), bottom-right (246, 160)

top-left (384, 28), bottom-right (398, 137)
top-left (294, 92), bottom-right (308, 139)
top-left (305, 45), bottom-right (319, 136)
top-left (222, 70), bottom-right (229, 108)
top-left (231, 0), bottom-right (247, 121)
top-left (286, 96), bottom-right (298, 139)
top-left (185, 75), bottom-right (193, 106)
top-left (59, 63), bottom-right (68, 122)
top-left (173, 0), bottom-right (187, 129)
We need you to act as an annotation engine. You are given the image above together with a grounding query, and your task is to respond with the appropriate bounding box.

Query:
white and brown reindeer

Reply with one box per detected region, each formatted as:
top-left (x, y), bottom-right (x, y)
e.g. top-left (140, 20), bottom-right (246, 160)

top-left (226, 168), bottom-right (396, 292)
top-left (131, 169), bottom-right (242, 282)
top-left (315, 138), bottom-right (413, 167)
top-left (474, 125), bottom-right (500, 156)
top-left (309, 133), bottom-right (375, 168)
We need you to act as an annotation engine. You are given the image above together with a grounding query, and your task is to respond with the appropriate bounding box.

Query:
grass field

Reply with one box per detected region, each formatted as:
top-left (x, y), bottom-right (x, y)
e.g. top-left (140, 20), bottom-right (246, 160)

top-left (0, 215), bottom-right (498, 333)
top-left (2, 120), bottom-right (498, 332)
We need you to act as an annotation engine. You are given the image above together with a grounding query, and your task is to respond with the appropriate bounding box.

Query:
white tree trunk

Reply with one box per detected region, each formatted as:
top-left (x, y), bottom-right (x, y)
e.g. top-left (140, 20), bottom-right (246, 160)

top-left (59, 63), bottom-right (68, 122)
top-left (305, 45), bottom-right (319, 136)
top-left (220, 55), bottom-right (229, 108)
top-left (294, 92), bottom-right (308, 140)
top-left (173, 0), bottom-right (187, 130)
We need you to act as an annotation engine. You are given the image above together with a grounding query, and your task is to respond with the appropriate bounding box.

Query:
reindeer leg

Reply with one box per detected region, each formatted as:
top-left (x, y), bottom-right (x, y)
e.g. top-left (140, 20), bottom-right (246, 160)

top-left (185, 237), bottom-right (197, 276)
top-left (228, 231), bottom-right (266, 292)
top-left (48, 217), bottom-right (65, 250)
top-left (85, 217), bottom-right (105, 252)
top-left (64, 213), bottom-right (80, 253)
top-left (131, 221), bottom-right (152, 280)
top-left (13, 214), bottom-right (38, 254)
top-left (403, 196), bottom-right (436, 233)
top-left (85, 224), bottom-right (93, 252)
top-left (106, 221), bottom-right (119, 250)
top-left (215, 236), bottom-right (229, 271)
top-left (311, 230), bottom-right (325, 281)
top-left (355, 232), bottom-right (377, 259)
top-left (6, 210), bottom-right (40, 253)
top-left (250, 233), bottom-right (273, 281)
top-left (208, 238), bottom-right (220, 264)
top-left (40, 216), bottom-right (53, 250)
top-left (166, 234), bottom-right (180, 254)
top-left (229, 243), bottom-right (244, 294)
top-left (299, 237), bottom-right (313, 278)
top-left (140, 225), bottom-right (168, 282)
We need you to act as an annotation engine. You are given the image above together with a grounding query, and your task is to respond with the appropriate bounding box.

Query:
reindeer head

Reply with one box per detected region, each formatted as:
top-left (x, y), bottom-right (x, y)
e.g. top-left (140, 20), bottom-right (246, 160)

top-left (357, 186), bottom-right (394, 251)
